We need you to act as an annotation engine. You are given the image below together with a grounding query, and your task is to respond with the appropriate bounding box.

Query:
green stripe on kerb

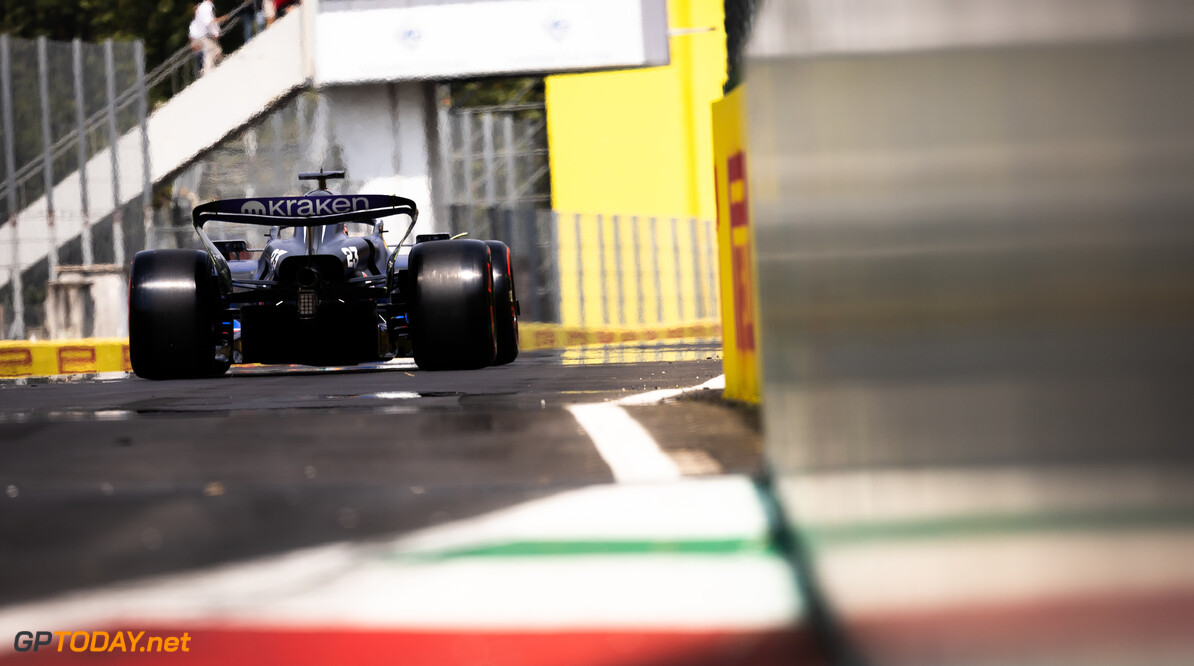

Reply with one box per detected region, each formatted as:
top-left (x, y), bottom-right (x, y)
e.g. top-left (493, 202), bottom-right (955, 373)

top-left (801, 506), bottom-right (1194, 548)
top-left (389, 538), bottom-right (777, 561)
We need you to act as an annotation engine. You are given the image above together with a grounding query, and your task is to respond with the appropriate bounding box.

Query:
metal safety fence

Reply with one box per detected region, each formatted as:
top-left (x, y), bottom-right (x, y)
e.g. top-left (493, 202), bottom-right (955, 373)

top-left (450, 208), bottom-right (719, 330)
top-left (0, 4), bottom-right (261, 340)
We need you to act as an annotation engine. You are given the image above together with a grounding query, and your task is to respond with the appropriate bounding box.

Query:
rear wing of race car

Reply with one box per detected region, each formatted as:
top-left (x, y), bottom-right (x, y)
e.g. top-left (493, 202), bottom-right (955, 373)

top-left (191, 194), bottom-right (419, 290)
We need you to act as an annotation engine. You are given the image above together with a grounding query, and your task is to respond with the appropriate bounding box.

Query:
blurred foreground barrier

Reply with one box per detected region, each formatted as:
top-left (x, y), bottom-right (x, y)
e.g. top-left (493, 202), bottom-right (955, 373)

top-left (744, 0), bottom-right (1194, 663)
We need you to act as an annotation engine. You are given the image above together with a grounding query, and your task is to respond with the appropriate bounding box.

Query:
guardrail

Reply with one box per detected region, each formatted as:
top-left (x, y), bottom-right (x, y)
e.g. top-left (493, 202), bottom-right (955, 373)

top-left (0, 323), bottom-right (722, 378)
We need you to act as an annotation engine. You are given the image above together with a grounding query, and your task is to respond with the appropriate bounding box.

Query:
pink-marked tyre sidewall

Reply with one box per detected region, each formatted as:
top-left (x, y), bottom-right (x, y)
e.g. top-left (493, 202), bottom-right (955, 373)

top-left (408, 239), bottom-right (496, 370)
top-left (485, 240), bottom-right (519, 366)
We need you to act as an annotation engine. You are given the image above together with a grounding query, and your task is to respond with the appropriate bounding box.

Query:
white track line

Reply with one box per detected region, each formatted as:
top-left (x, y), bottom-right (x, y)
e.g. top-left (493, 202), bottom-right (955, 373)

top-left (614, 374), bottom-right (725, 406)
top-left (567, 403), bottom-right (681, 482)
top-left (567, 375), bottom-right (726, 483)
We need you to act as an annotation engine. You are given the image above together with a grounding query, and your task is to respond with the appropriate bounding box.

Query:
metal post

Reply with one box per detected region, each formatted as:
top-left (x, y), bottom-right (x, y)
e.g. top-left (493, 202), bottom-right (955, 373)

top-left (548, 210), bottom-right (562, 323)
top-left (1, 35), bottom-right (23, 339)
top-left (523, 207), bottom-right (541, 321)
top-left (671, 217), bottom-right (683, 322)
top-left (135, 41), bottom-right (152, 251)
top-left (502, 205), bottom-right (515, 246)
top-left (573, 212), bottom-right (585, 328)
top-left (704, 218), bottom-right (717, 315)
top-left (436, 88), bottom-right (453, 224)
top-left (502, 115), bottom-right (516, 206)
top-left (73, 39), bottom-right (92, 266)
top-left (597, 214), bottom-right (609, 325)
top-left (296, 94), bottom-right (309, 163)
top-left (104, 40), bottom-right (124, 266)
top-left (690, 217), bottom-right (704, 320)
top-left (37, 37), bottom-right (58, 282)
top-left (243, 128), bottom-right (257, 198)
top-left (270, 112), bottom-right (284, 190)
top-left (481, 112), bottom-right (496, 211)
top-left (613, 214), bottom-right (624, 326)
top-left (633, 215), bottom-right (644, 325)
top-left (650, 216), bottom-right (662, 323)
top-left (461, 112), bottom-right (474, 226)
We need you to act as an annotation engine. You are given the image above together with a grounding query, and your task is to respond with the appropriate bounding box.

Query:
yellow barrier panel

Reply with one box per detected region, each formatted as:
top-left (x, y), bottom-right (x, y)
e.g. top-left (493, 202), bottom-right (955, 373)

top-left (520, 322), bottom-right (721, 352)
top-left (0, 338), bottom-right (131, 377)
top-left (712, 85), bottom-right (760, 403)
top-left (0, 329), bottom-right (719, 378)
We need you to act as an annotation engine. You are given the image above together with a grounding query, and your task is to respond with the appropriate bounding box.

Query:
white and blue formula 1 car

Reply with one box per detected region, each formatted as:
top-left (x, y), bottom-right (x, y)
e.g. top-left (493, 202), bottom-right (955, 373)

top-left (128, 170), bottom-right (518, 379)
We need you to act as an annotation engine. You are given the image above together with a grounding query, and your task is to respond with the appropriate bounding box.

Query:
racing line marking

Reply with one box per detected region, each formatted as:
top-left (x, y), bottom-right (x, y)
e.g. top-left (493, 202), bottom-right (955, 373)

top-left (613, 374), bottom-right (726, 406)
top-left (566, 375), bottom-right (725, 483)
top-left (567, 403), bottom-right (680, 483)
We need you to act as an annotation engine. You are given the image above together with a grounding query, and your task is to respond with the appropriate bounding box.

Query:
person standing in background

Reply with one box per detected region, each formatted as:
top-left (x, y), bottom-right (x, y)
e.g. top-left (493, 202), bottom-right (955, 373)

top-left (194, 0), bottom-right (224, 75)
top-left (188, 14), bottom-right (205, 77)
top-left (242, 0), bottom-right (265, 42)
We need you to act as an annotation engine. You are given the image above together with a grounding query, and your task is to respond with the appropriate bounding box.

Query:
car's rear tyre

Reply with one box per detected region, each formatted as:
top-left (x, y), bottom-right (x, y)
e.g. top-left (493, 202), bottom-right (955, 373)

top-left (129, 249), bottom-right (229, 380)
top-left (408, 239), bottom-right (496, 370)
top-left (485, 240), bottom-right (519, 366)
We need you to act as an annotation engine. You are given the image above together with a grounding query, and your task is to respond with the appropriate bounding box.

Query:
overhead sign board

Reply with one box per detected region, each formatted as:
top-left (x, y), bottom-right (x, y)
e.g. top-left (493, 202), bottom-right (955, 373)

top-left (315, 0), bottom-right (669, 84)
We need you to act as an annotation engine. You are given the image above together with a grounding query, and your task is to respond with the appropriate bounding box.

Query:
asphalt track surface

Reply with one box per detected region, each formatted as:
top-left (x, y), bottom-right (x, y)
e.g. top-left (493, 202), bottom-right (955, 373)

top-left (0, 340), bottom-right (760, 607)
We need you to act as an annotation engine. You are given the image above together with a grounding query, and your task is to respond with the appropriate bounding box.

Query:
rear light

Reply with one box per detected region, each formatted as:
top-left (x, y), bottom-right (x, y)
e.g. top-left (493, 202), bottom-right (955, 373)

top-left (297, 290), bottom-right (318, 318)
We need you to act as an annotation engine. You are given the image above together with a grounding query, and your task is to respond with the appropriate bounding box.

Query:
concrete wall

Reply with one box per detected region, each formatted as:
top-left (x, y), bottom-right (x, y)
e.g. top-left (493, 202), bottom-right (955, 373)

top-left (45, 266), bottom-right (128, 339)
top-left (321, 82), bottom-right (439, 238)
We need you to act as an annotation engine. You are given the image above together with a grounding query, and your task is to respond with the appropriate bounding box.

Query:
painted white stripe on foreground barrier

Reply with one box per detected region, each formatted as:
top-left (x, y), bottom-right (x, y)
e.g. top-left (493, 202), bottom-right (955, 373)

top-left (391, 476), bottom-right (769, 553)
top-left (0, 478), bottom-right (800, 637)
top-left (0, 553), bottom-right (799, 634)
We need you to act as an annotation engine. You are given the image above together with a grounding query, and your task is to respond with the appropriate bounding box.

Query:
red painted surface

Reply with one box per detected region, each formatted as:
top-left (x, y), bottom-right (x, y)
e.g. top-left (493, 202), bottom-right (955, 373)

top-left (727, 151), bottom-right (756, 354)
top-left (727, 153), bottom-right (749, 230)
top-left (0, 347), bottom-right (33, 375)
top-left (533, 329), bottom-right (558, 348)
top-left (4, 628), bottom-right (822, 666)
top-left (56, 346), bottom-right (97, 374)
top-left (730, 244), bottom-right (755, 353)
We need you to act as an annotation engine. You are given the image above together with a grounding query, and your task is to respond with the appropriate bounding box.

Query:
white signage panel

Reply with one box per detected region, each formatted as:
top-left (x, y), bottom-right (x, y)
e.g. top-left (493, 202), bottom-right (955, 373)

top-left (315, 0), bottom-right (669, 84)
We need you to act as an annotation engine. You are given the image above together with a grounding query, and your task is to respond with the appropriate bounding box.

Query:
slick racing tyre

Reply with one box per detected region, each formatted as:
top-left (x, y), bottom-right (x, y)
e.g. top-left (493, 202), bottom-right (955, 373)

top-left (129, 249), bottom-right (230, 380)
top-left (408, 239), bottom-right (497, 370)
top-left (485, 240), bottom-right (519, 366)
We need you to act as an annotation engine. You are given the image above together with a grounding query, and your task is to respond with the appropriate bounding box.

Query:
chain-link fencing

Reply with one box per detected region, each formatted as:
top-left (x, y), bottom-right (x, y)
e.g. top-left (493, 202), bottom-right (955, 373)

top-left (0, 4), bottom-right (258, 339)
